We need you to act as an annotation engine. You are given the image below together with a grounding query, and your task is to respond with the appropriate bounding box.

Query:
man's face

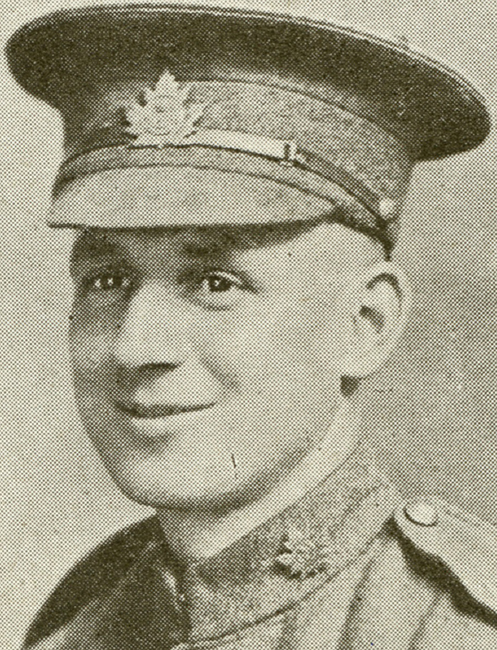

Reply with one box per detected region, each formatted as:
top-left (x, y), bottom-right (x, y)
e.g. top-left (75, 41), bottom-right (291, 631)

top-left (69, 221), bottom-right (371, 512)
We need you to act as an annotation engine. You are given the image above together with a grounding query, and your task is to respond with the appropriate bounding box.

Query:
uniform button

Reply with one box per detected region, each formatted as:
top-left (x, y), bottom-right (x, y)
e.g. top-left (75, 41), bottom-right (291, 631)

top-left (404, 501), bottom-right (438, 527)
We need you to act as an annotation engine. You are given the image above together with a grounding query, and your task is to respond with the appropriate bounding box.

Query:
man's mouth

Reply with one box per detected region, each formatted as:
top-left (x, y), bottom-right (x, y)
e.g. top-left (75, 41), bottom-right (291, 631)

top-left (115, 401), bottom-right (216, 419)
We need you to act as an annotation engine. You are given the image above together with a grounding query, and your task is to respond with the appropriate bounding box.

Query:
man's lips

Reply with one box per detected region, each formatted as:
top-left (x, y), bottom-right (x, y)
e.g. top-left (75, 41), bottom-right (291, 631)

top-left (115, 400), bottom-right (216, 419)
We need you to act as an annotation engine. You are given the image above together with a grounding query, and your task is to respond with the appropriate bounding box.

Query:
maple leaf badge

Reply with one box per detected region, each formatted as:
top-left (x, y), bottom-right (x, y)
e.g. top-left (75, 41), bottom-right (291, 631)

top-left (275, 528), bottom-right (330, 579)
top-left (126, 71), bottom-right (206, 147)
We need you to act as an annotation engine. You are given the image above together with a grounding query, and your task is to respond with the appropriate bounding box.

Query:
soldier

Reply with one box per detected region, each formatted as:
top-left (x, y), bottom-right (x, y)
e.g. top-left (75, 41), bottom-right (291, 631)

top-left (5, 3), bottom-right (497, 649)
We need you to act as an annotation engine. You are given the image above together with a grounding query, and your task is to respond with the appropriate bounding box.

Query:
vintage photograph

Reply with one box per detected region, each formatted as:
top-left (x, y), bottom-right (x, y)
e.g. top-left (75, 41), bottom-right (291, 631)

top-left (0, 1), bottom-right (496, 648)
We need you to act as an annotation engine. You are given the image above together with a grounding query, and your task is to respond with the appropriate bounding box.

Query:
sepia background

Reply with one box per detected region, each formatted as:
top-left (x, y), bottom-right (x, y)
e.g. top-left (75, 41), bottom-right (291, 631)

top-left (0, 0), bottom-right (496, 647)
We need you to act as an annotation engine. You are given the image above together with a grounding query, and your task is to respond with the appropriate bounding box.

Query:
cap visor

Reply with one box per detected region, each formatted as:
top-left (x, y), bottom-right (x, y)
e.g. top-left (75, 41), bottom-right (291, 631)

top-left (49, 166), bottom-right (351, 230)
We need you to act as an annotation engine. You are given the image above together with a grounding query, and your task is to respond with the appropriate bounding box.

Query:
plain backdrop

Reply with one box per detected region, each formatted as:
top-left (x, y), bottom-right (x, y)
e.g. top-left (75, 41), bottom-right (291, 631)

top-left (0, 0), bottom-right (496, 647)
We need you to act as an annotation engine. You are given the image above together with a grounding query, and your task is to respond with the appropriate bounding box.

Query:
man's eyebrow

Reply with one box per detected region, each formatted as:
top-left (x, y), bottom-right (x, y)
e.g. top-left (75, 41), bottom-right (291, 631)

top-left (180, 221), bottom-right (321, 257)
top-left (180, 231), bottom-right (233, 259)
top-left (69, 232), bottom-right (120, 270)
top-left (178, 228), bottom-right (270, 258)
top-left (182, 241), bottom-right (224, 258)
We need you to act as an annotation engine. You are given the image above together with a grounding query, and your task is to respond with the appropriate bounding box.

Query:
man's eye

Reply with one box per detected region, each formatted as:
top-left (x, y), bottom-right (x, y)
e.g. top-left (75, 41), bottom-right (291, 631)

top-left (192, 271), bottom-right (247, 308)
top-left (201, 272), bottom-right (241, 294)
top-left (87, 272), bottom-right (132, 293)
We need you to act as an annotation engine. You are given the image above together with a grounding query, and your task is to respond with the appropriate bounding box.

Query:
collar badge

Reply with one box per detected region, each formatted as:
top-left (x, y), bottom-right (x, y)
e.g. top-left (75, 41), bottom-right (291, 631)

top-left (126, 71), bottom-right (206, 147)
top-left (275, 527), bottom-right (330, 579)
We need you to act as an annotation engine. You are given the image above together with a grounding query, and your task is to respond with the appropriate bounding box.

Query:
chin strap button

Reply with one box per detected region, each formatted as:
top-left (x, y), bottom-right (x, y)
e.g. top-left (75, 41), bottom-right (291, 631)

top-left (404, 501), bottom-right (439, 527)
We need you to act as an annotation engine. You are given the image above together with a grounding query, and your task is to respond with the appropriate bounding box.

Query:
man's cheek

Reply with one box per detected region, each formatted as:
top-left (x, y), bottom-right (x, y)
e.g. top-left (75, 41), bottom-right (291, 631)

top-left (69, 328), bottom-right (113, 385)
top-left (195, 315), bottom-right (282, 383)
top-left (205, 321), bottom-right (325, 393)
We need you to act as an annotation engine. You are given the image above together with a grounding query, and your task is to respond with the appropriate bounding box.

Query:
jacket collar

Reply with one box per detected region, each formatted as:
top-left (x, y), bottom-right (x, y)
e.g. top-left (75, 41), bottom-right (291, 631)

top-left (167, 439), bottom-right (400, 642)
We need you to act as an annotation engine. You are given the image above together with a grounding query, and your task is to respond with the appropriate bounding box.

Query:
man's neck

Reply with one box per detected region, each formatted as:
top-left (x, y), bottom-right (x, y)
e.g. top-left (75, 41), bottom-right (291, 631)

top-left (156, 402), bottom-right (361, 564)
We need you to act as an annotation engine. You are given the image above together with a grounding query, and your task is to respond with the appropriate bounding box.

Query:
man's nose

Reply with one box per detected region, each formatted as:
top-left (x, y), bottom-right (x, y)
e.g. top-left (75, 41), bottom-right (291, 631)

top-left (113, 283), bottom-right (193, 370)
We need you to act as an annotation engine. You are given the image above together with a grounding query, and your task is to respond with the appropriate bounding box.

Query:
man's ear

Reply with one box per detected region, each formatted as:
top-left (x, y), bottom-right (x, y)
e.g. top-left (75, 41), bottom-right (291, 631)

top-left (341, 261), bottom-right (411, 378)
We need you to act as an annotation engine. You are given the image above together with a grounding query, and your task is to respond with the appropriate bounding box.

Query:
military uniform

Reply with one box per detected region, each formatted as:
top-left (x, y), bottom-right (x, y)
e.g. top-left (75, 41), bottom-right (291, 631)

top-left (5, 4), bottom-right (495, 649)
top-left (23, 443), bottom-right (497, 649)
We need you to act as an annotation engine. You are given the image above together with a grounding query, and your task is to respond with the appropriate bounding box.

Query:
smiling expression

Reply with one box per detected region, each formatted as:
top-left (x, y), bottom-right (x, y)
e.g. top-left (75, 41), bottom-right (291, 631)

top-left (69, 220), bottom-right (376, 512)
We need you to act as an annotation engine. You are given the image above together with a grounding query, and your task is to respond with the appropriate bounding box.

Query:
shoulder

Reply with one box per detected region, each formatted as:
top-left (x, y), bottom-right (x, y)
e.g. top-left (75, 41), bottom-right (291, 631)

top-left (25, 516), bottom-right (163, 648)
top-left (355, 497), bottom-right (497, 648)
top-left (394, 498), bottom-right (497, 615)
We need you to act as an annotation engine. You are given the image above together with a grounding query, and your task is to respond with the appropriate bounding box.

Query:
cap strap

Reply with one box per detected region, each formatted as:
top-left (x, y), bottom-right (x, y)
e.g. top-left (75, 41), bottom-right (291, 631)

top-left (129, 128), bottom-right (298, 164)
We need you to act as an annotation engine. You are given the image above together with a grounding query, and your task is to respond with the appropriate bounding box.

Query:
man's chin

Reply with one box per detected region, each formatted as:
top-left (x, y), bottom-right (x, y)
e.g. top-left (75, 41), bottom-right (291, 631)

top-left (101, 457), bottom-right (279, 514)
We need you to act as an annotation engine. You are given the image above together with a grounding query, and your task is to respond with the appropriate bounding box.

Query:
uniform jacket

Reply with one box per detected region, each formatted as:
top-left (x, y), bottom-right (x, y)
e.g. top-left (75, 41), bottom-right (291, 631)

top-left (25, 444), bottom-right (497, 649)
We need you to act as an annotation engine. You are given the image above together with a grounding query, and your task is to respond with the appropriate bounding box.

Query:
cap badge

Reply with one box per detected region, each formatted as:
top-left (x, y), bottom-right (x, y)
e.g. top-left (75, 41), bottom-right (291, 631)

top-left (126, 71), bottom-right (206, 147)
top-left (275, 527), bottom-right (330, 579)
